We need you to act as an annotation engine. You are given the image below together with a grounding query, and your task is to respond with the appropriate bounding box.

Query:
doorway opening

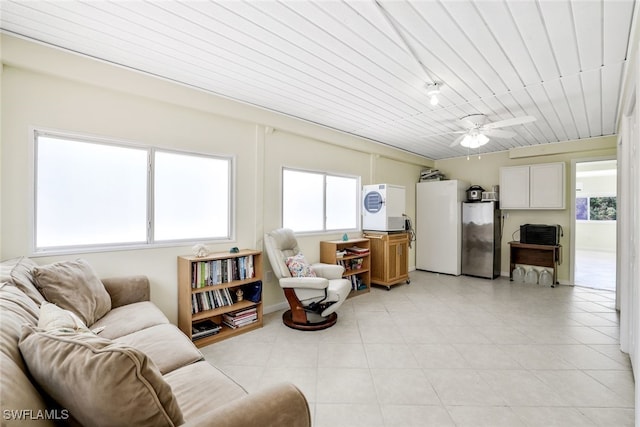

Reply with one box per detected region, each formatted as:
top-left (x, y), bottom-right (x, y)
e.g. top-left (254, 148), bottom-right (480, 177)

top-left (573, 159), bottom-right (617, 291)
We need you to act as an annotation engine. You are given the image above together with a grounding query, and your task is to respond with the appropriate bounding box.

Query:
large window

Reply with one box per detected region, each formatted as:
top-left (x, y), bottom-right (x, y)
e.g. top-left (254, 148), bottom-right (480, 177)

top-left (282, 168), bottom-right (359, 233)
top-left (34, 131), bottom-right (232, 253)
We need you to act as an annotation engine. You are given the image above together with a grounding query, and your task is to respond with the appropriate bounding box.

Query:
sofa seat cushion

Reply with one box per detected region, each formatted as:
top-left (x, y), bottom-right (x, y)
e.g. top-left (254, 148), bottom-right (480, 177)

top-left (33, 259), bottom-right (111, 326)
top-left (115, 324), bottom-right (203, 374)
top-left (1, 257), bottom-right (44, 304)
top-left (163, 361), bottom-right (247, 421)
top-left (90, 301), bottom-right (169, 339)
top-left (19, 325), bottom-right (184, 427)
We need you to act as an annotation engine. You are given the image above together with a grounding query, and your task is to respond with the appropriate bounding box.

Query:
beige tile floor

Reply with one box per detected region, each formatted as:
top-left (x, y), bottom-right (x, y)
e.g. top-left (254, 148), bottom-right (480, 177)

top-left (575, 249), bottom-right (616, 291)
top-left (200, 271), bottom-right (634, 426)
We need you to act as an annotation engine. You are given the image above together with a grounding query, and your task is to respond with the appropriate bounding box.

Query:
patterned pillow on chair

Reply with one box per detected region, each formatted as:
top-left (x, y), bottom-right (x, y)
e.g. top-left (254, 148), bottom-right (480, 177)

top-left (285, 254), bottom-right (317, 277)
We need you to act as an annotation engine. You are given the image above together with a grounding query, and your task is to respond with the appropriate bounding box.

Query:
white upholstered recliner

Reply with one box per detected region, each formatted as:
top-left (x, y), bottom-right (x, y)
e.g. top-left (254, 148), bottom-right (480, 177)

top-left (264, 228), bottom-right (351, 330)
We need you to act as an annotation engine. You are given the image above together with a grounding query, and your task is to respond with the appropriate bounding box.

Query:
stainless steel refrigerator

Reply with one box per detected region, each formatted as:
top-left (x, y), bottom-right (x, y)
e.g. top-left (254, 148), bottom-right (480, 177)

top-left (461, 201), bottom-right (501, 279)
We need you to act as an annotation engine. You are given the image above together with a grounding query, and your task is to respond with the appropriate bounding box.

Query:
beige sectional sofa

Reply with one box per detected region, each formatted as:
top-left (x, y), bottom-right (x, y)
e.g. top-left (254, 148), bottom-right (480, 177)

top-left (1, 257), bottom-right (310, 427)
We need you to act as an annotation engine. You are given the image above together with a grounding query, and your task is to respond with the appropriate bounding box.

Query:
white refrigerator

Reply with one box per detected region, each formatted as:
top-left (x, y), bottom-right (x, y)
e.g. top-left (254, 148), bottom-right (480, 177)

top-left (416, 180), bottom-right (469, 275)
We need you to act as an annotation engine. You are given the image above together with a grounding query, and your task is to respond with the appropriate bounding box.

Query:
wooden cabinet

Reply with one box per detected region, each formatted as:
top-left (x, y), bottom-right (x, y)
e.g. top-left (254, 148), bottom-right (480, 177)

top-left (364, 231), bottom-right (410, 290)
top-left (178, 250), bottom-right (263, 347)
top-left (320, 238), bottom-right (370, 298)
top-left (500, 162), bottom-right (565, 209)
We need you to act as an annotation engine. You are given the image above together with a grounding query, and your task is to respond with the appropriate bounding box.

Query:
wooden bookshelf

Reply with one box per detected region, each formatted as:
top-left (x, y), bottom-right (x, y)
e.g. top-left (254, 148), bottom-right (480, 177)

top-left (178, 249), bottom-right (263, 347)
top-left (320, 238), bottom-right (370, 298)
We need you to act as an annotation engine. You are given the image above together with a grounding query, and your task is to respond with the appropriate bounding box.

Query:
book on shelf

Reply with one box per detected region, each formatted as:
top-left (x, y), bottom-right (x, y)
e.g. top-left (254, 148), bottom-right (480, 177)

top-left (191, 255), bottom-right (255, 288)
top-left (346, 275), bottom-right (367, 291)
top-left (192, 319), bottom-right (222, 339)
top-left (191, 287), bottom-right (235, 314)
top-left (336, 257), bottom-right (364, 271)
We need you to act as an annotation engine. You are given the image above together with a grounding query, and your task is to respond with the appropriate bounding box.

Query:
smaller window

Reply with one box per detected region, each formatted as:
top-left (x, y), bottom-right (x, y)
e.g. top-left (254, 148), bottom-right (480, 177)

top-left (154, 150), bottom-right (232, 241)
top-left (576, 196), bottom-right (617, 221)
top-left (282, 168), bottom-right (359, 233)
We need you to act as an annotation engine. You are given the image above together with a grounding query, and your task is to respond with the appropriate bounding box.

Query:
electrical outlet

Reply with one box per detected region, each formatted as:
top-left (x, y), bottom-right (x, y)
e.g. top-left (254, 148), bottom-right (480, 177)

top-left (265, 271), bottom-right (273, 282)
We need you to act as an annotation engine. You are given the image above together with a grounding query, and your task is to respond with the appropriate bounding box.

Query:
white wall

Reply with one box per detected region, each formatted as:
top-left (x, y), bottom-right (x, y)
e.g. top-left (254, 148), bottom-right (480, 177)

top-left (434, 141), bottom-right (617, 283)
top-left (1, 65), bottom-right (262, 322)
top-left (610, 6), bottom-right (640, 421)
top-left (0, 35), bottom-right (431, 323)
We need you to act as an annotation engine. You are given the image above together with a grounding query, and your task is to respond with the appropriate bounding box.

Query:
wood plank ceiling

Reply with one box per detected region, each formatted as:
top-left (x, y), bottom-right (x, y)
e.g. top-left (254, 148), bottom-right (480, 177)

top-left (1, 0), bottom-right (636, 160)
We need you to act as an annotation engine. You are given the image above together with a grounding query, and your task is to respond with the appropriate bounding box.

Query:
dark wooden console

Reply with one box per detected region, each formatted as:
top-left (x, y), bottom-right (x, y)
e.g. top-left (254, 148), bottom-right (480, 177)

top-left (508, 241), bottom-right (561, 285)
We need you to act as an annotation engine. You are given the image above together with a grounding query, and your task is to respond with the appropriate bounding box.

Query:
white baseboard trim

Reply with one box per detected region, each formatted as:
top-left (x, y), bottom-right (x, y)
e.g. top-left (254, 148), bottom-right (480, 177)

top-left (264, 301), bottom-right (288, 315)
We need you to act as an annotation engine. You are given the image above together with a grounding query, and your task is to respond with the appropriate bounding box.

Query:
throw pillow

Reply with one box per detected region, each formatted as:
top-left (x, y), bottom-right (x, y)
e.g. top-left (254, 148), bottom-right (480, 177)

top-left (285, 254), bottom-right (316, 277)
top-left (33, 259), bottom-right (111, 326)
top-left (38, 301), bottom-right (93, 334)
top-left (19, 324), bottom-right (184, 427)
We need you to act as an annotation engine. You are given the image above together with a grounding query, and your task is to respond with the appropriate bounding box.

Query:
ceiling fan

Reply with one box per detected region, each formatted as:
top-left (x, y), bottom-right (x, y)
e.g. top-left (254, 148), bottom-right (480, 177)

top-left (429, 114), bottom-right (536, 149)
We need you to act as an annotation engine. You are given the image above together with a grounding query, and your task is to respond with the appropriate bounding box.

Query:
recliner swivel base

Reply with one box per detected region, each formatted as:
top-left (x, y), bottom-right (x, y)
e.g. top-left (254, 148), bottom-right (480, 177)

top-left (282, 310), bottom-right (338, 331)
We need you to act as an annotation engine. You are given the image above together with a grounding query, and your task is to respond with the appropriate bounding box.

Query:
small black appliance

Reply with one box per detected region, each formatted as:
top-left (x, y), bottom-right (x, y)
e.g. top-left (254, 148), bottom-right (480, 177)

top-left (466, 185), bottom-right (485, 202)
top-left (519, 224), bottom-right (563, 246)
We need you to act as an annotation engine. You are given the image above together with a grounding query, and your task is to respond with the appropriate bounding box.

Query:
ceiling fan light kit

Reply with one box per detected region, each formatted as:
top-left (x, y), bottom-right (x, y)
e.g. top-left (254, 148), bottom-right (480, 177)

top-left (460, 132), bottom-right (489, 149)
top-left (433, 113), bottom-right (537, 150)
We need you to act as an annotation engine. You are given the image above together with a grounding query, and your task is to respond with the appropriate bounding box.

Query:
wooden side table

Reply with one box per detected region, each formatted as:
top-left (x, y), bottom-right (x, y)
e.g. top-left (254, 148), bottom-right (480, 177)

top-left (509, 241), bottom-right (561, 285)
top-left (363, 231), bottom-right (410, 290)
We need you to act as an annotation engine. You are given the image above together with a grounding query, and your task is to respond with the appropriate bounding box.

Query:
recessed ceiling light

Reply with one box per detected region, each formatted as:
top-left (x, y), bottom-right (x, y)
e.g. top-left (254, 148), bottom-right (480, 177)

top-left (425, 83), bottom-right (441, 106)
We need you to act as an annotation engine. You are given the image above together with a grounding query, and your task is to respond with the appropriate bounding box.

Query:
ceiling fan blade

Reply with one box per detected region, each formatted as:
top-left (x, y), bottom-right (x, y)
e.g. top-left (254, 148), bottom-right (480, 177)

top-left (450, 134), bottom-right (466, 147)
top-left (483, 129), bottom-right (516, 139)
top-left (424, 130), bottom-right (466, 139)
top-left (484, 115), bottom-right (536, 129)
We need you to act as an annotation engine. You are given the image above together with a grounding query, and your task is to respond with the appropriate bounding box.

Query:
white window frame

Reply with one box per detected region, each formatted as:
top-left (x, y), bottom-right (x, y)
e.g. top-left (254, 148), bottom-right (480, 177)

top-left (31, 129), bottom-right (235, 255)
top-left (281, 167), bottom-right (360, 234)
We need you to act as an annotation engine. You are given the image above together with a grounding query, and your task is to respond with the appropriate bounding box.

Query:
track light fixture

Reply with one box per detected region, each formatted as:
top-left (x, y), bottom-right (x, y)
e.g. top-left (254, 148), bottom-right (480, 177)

top-left (426, 82), bottom-right (441, 106)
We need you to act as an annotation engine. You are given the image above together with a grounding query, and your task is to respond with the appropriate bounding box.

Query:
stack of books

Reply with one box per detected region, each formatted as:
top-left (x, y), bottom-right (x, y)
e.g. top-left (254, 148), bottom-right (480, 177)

top-left (346, 246), bottom-right (369, 255)
top-left (222, 307), bottom-right (258, 329)
top-left (191, 319), bottom-right (221, 340)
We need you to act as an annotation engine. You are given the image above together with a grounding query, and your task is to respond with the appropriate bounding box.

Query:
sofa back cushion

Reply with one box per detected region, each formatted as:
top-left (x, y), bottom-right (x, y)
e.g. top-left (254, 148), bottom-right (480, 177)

top-left (0, 283), bottom-right (40, 367)
top-left (19, 325), bottom-right (185, 427)
top-left (33, 259), bottom-right (111, 326)
top-left (0, 257), bottom-right (45, 304)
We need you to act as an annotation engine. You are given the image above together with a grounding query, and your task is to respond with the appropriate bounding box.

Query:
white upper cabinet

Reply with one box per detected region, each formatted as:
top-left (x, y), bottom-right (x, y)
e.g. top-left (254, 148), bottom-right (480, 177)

top-left (499, 166), bottom-right (530, 209)
top-left (500, 162), bottom-right (565, 209)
